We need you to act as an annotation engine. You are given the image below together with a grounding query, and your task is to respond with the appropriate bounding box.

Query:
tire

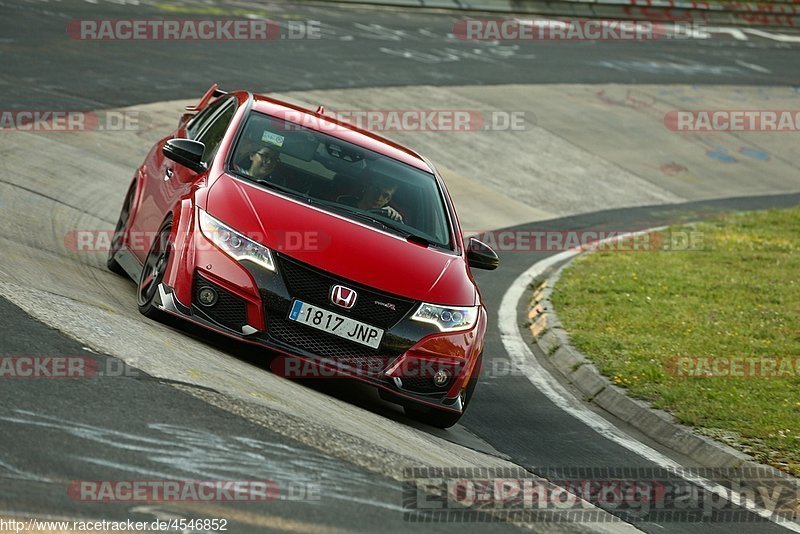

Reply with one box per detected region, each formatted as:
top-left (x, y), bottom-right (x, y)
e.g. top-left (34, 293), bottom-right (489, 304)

top-left (404, 353), bottom-right (482, 429)
top-left (137, 220), bottom-right (172, 320)
top-left (107, 182), bottom-right (136, 276)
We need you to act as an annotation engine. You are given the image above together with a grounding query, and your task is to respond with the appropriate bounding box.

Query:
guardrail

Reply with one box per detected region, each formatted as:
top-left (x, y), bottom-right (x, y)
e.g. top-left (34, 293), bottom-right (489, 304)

top-left (326, 0), bottom-right (800, 27)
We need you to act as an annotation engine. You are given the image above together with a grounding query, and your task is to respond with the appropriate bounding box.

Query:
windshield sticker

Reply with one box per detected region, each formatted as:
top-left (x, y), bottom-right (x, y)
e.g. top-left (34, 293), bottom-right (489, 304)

top-left (262, 131), bottom-right (285, 147)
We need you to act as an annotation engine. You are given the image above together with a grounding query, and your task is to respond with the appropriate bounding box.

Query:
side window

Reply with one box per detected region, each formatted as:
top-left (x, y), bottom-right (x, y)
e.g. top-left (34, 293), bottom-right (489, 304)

top-left (197, 102), bottom-right (236, 165)
top-left (186, 97), bottom-right (228, 139)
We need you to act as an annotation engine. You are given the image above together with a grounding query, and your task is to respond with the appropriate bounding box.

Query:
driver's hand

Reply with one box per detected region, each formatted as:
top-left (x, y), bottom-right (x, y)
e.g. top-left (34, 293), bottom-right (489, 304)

top-left (381, 206), bottom-right (403, 222)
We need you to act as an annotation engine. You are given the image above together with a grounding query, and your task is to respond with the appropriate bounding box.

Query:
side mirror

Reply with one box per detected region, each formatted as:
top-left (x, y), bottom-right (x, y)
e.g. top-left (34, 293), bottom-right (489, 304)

top-left (467, 237), bottom-right (499, 270)
top-left (163, 138), bottom-right (206, 174)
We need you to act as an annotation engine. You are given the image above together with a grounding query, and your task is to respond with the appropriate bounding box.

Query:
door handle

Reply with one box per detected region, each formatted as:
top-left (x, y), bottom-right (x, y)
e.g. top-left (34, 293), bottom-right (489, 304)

top-left (164, 168), bottom-right (174, 181)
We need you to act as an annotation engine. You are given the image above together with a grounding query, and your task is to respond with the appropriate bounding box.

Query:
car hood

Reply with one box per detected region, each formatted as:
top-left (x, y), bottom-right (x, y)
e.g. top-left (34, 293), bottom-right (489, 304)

top-left (207, 174), bottom-right (476, 306)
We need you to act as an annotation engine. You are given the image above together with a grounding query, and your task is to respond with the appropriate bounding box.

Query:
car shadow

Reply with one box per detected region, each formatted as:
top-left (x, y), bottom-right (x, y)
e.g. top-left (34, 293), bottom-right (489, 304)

top-left (161, 315), bottom-right (454, 434)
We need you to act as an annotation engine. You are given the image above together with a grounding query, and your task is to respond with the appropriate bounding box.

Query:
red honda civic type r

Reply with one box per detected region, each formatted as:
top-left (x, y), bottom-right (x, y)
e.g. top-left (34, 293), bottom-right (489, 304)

top-left (108, 84), bottom-right (499, 428)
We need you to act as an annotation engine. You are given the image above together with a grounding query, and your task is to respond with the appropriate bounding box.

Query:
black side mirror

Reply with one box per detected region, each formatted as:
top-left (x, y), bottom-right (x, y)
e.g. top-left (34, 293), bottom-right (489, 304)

top-left (467, 237), bottom-right (499, 270)
top-left (163, 138), bottom-right (206, 174)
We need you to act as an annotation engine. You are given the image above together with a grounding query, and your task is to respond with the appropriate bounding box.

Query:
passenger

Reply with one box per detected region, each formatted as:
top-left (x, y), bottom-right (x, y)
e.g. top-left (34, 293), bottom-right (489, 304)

top-left (234, 146), bottom-right (281, 182)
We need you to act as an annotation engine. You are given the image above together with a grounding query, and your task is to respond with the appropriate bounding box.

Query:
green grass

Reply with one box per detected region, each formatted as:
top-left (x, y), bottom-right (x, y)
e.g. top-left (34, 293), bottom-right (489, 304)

top-left (551, 207), bottom-right (800, 476)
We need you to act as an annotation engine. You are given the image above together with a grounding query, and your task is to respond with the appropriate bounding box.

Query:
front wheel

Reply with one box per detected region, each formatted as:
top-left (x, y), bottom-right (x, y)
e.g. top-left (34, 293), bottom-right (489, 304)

top-left (137, 220), bottom-right (172, 320)
top-left (404, 353), bottom-right (482, 429)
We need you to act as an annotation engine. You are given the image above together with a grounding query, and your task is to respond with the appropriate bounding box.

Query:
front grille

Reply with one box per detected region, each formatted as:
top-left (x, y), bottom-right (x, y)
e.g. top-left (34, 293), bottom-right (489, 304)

top-left (276, 255), bottom-right (416, 330)
top-left (193, 273), bottom-right (247, 332)
top-left (260, 255), bottom-right (418, 376)
top-left (267, 317), bottom-right (394, 375)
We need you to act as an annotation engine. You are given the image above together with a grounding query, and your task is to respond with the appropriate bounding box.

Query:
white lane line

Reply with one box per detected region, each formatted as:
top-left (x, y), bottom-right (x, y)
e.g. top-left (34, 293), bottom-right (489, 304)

top-left (735, 59), bottom-right (772, 74)
top-left (744, 28), bottom-right (800, 43)
top-left (499, 235), bottom-right (800, 531)
top-left (0, 460), bottom-right (53, 483)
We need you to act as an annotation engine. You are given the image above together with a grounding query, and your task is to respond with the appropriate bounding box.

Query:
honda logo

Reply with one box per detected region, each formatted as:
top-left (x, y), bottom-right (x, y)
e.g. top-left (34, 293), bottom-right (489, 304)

top-left (330, 285), bottom-right (357, 309)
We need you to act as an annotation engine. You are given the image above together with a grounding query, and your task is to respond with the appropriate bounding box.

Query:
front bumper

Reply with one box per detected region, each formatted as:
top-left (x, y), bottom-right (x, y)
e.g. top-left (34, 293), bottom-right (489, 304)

top-left (153, 250), bottom-right (484, 413)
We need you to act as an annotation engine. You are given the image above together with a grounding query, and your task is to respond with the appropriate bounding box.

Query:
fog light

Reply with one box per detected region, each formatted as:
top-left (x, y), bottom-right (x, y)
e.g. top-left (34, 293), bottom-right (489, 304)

top-left (433, 369), bottom-right (451, 387)
top-left (198, 286), bottom-right (218, 307)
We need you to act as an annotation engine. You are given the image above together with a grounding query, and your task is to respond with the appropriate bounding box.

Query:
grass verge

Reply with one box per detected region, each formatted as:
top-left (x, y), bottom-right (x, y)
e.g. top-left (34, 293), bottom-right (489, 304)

top-left (551, 206), bottom-right (800, 476)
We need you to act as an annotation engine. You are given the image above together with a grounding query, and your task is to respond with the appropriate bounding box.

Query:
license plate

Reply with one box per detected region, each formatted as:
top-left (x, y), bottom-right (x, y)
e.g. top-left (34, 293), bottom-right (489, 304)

top-left (289, 300), bottom-right (384, 349)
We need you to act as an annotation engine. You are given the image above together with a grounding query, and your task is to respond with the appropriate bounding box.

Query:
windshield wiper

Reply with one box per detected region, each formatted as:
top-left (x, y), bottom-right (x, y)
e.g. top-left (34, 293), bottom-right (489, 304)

top-left (321, 204), bottom-right (433, 247)
top-left (254, 193), bottom-right (435, 248)
top-left (254, 179), bottom-right (304, 198)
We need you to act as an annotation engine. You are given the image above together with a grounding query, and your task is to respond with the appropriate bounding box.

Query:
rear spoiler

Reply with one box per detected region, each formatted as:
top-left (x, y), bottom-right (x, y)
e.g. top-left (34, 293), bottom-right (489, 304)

top-left (184, 83), bottom-right (227, 112)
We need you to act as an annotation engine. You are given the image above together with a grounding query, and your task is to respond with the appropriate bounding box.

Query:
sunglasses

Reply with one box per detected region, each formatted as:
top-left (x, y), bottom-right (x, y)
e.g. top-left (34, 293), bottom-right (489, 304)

top-left (255, 151), bottom-right (277, 162)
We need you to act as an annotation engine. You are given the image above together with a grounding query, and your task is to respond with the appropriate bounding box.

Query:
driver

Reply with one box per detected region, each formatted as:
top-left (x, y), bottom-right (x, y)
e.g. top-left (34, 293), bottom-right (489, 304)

top-left (339, 178), bottom-right (404, 223)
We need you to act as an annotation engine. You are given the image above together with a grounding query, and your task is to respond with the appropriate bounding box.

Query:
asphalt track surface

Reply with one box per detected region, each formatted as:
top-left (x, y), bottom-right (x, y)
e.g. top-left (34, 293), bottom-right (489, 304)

top-left (1, 0), bottom-right (800, 532)
top-left (3, 0), bottom-right (800, 110)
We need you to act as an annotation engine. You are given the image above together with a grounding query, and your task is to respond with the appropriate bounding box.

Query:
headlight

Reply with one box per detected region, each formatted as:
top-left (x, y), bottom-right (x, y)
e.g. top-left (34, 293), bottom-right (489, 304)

top-left (198, 209), bottom-right (275, 271)
top-left (411, 303), bottom-right (478, 332)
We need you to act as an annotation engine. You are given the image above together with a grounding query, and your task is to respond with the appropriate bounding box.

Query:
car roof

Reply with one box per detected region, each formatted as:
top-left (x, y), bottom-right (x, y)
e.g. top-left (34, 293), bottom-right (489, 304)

top-left (240, 91), bottom-right (434, 173)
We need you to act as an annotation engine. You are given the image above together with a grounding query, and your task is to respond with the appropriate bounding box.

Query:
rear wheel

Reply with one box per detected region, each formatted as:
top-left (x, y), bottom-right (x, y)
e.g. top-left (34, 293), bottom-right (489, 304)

top-left (137, 221), bottom-right (172, 320)
top-left (107, 182), bottom-right (136, 276)
top-left (404, 353), bottom-right (482, 429)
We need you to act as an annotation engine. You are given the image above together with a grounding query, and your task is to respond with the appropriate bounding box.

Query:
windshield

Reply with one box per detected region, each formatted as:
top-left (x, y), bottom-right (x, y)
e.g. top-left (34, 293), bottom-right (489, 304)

top-left (228, 110), bottom-right (453, 249)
